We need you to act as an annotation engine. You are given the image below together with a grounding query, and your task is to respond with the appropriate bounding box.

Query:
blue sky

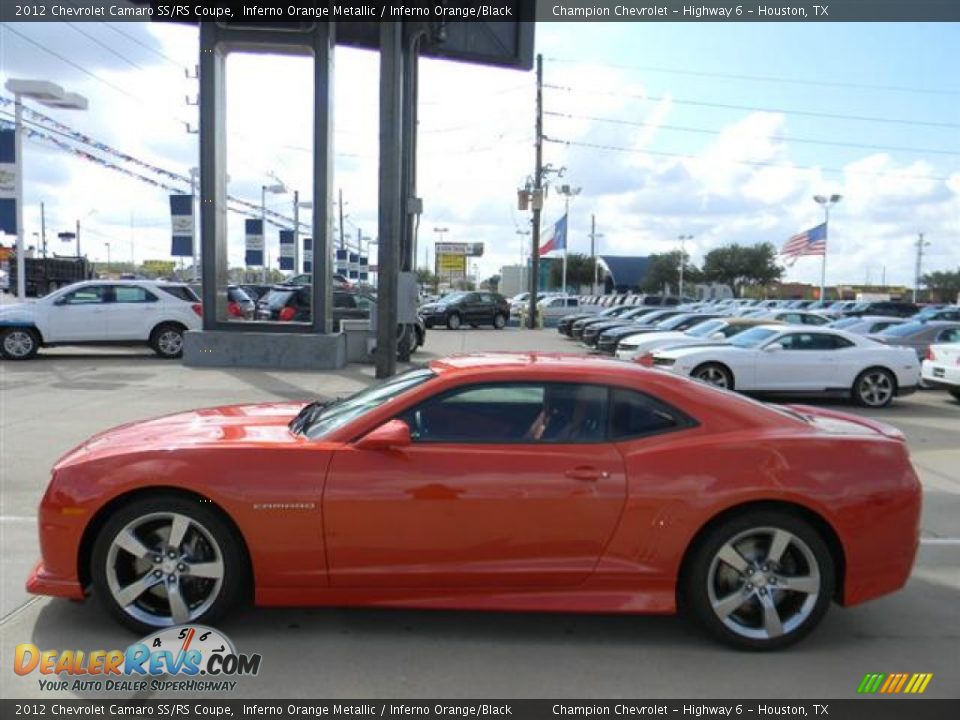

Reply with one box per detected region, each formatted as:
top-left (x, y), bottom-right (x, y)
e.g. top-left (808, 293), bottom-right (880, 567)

top-left (1, 20), bottom-right (957, 289)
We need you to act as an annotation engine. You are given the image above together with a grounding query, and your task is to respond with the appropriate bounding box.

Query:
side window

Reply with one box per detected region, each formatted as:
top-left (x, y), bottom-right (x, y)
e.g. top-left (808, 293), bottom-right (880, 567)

top-left (480, 293), bottom-right (495, 304)
top-left (825, 335), bottom-right (855, 349)
top-left (354, 295), bottom-right (374, 310)
top-left (400, 383), bottom-right (608, 444)
top-left (803, 314), bottom-right (828, 325)
top-left (62, 286), bottom-right (107, 305)
top-left (609, 388), bottom-right (693, 440)
top-left (567, 298), bottom-right (579, 307)
top-left (777, 334), bottom-right (804, 350)
top-left (113, 286), bottom-right (157, 304)
top-left (938, 328), bottom-right (960, 343)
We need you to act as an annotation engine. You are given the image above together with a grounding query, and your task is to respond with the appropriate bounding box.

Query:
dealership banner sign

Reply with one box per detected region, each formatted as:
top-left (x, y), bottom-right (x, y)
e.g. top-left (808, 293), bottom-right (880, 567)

top-left (279, 230), bottom-right (295, 271)
top-left (303, 237), bottom-right (313, 273)
top-left (245, 219), bottom-right (264, 267)
top-left (169, 194), bottom-right (193, 258)
top-left (0, 128), bottom-right (17, 236)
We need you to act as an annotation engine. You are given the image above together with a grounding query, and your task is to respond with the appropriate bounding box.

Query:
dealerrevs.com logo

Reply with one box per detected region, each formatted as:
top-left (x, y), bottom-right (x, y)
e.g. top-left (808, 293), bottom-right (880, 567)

top-left (14, 625), bottom-right (261, 693)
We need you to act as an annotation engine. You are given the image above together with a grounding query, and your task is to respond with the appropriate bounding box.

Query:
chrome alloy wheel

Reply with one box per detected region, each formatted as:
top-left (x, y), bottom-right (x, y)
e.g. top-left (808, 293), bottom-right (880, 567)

top-left (695, 365), bottom-right (731, 388)
top-left (706, 527), bottom-right (821, 641)
top-left (105, 512), bottom-right (224, 627)
top-left (3, 330), bottom-right (35, 358)
top-left (157, 329), bottom-right (183, 357)
top-left (857, 370), bottom-right (894, 407)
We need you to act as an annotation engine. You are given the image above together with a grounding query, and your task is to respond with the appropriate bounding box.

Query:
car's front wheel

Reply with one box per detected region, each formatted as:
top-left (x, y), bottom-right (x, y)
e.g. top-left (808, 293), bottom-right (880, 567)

top-left (446, 312), bottom-right (462, 330)
top-left (91, 495), bottom-right (246, 633)
top-left (852, 367), bottom-right (895, 408)
top-left (949, 388), bottom-right (960, 401)
top-left (683, 511), bottom-right (834, 651)
top-left (0, 327), bottom-right (40, 360)
top-left (150, 323), bottom-right (185, 359)
top-left (493, 313), bottom-right (507, 329)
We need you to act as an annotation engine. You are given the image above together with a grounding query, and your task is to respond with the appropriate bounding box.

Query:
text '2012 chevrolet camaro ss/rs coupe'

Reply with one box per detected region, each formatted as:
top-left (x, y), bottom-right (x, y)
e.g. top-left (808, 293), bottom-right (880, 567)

top-left (27, 353), bottom-right (921, 650)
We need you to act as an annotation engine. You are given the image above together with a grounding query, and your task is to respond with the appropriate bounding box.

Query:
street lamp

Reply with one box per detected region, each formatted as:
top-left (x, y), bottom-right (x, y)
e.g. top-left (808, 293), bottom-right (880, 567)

top-left (813, 194), bottom-right (842, 301)
top-left (293, 193), bottom-right (312, 274)
top-left (433, 226), bottom-right (449, 280)
top-left (104, 242), bottom-right (111, 276)
top-left (5, 79), bottom-right (88, 300)
top-left (677, 234), bottom-right (694, 299)
top-left (261, 181), bottom-right (287, 283)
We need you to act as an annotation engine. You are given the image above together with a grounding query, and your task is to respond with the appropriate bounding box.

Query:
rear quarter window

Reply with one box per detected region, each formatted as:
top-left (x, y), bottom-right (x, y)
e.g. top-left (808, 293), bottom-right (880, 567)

top-left (158, 285), bottom-right (199, 302)
top-left (609, 388), bottom-right (696, 440)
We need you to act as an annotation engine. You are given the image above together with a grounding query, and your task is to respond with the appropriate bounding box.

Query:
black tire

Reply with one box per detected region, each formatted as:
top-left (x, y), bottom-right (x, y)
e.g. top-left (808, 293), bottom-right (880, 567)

top-left (0, 327), bottom-right (40, 360)
top-left (852, 367), bottom-right (896, 408)
top-left (414, 326), bottom-right (424, 351)
top-left (470, 323), bottom-right (479, 329)
top-left (150, 323), bottom-right (185, 359)
top-left (446, 312), bottom-right (462, 330)
top-left (91, 494), bottom-right (247, 634)
top-left (949, 389), bottom-right (960, 401)
top-left (692, 362), bottom-right (734, 390)
top-left (683, 510), bottom-right (835, 651)
top-left (493, 313), bottom-right (507, 330)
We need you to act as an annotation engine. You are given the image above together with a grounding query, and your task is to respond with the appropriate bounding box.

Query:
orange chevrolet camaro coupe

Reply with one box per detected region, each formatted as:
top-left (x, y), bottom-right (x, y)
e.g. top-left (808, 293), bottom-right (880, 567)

top-left (28, 353), bottom-right (921, 650)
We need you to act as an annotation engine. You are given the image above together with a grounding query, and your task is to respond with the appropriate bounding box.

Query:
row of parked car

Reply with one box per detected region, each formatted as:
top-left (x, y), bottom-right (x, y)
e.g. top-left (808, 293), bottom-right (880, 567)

top-left (555, 294), bottom-right (960, 408)
top-left (0, 278), bottom-right (426, 361)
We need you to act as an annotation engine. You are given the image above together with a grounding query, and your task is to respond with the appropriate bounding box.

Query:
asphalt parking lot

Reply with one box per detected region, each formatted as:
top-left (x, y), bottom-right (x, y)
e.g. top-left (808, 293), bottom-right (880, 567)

top-left (1, 326), bottom-right (958, 699)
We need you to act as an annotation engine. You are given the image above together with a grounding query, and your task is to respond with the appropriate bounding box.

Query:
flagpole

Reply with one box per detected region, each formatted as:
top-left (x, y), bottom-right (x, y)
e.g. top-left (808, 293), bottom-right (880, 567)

top-left (813, 194), bottom-right (841, 301)
top-left (562, 199), bottom-right (569, 295)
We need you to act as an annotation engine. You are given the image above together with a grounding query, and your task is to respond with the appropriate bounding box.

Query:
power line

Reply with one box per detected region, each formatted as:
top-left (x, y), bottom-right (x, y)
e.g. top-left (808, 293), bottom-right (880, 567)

top-left (545, 56), bottom-right (960, 97)
top-left (98, 22), bottom-right (188, 70)
top-left (67, 23), bottom-right (149, 73)
top-left (544, 82), bottom-right (960, 130)
top-left (544, 136), bottom-right (952, 182)
top-left (545, 110), bottom-right (960, 157)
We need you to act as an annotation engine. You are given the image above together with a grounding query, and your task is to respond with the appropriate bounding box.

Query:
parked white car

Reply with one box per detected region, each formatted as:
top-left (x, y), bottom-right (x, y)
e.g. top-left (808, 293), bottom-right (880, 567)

top-left (538, 295), bottom-right (591, 320)
top-left (921, 342), bottom-right (960, 401)
top-left (650, 324), bottom-right (920, 407)
top-left (615, 317), bottom-right (781, 361)
top-left (750, 310), bottom-right (830, 325)
top-left (0, 280), bottom-right (202, 360)
top-left (827, 315), bottom-right (908, 336)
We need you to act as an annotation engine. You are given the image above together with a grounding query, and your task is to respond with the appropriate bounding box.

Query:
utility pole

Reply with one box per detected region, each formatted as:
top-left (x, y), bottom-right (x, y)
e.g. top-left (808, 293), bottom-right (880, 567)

top-left (40, 202), bottom-right (47, 258)
top-left (528, 53), bottom-right (544, 329)
top-left (913, 233), bottom-right (930, 303)
top-left (338, 188), bottom-right (345, 251)
top-left (677, 234), bottom-right (693, 299)
top-left (75, 218), bottom-right (81, 257)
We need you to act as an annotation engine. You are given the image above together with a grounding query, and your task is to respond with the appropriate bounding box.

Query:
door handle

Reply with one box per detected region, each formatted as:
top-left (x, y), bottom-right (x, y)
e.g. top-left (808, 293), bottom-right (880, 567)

top-left (565, 467), bottom-right (609, 482)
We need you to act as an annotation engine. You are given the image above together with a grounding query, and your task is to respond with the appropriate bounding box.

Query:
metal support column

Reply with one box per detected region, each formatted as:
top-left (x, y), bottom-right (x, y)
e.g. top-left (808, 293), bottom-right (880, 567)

top-left (311, 23), bottom-right (335, 335)
top-left (376, 22), bottom-right (404, 379)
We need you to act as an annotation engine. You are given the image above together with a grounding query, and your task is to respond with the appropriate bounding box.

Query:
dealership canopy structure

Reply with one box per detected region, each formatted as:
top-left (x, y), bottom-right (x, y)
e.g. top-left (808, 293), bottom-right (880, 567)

top-left (159, 15), bottom-right (533, 375)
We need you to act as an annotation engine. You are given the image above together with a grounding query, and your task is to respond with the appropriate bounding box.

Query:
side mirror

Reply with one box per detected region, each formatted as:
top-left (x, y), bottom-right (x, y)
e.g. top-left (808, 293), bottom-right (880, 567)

top-left (355, 419), bottom-right (411, 451)
top-left (764, 342), bottom-right (784, 352)
top-left (52, 296), bottom-right (66, 306)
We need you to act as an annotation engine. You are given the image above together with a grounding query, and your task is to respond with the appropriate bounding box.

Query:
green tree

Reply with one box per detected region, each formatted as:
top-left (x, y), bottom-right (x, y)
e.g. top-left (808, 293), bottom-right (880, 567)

top-left (416, 266), bottom-right (439, 292)
top-left (702, 242), bottom-right (783, 297)
top-left (922, 269), bottom-right (960, 303)
top-left (481, 274), bottom-right (501, 292)
top-left (547, 253), bottom-right (596, 291)
top-left (641, 251), bottom-right (702, 294)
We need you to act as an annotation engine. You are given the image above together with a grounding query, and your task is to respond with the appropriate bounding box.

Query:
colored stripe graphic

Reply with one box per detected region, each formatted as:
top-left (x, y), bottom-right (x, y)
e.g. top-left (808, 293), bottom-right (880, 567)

top-left (858, 673), bottom-right (932, 694)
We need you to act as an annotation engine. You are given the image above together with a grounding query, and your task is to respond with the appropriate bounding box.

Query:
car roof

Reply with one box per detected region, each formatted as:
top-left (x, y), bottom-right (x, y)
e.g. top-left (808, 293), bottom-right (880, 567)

top-left (429, 352), bottom-right (640, 378)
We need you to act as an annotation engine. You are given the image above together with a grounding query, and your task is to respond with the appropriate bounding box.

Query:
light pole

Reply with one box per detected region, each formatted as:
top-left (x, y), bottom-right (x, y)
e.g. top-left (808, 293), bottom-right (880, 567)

top-left (556, 184), bottom-right (581, 295)
top-left (5, 79), bottom-right (87, 300)
top-left (677, 234), bottom-right (693, 299)
top-left (913, 233), bottom-right (930, 303)
top-left (813, 194), bottom-right (842, 301)
top-left (261, 181), bottom-right (287, 282)
top-left (293, 192), bottom-right (312, 274)
top-left (104, 242), bottom-right (111, 276)
top-left (189, 167), bottom-right (199, 280)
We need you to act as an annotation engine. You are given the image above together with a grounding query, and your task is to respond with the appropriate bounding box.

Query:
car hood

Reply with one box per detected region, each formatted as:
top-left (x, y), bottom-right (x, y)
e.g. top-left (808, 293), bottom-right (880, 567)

top-left (54, 402), bottom-right (309, 468)
top-left (619, 330), bottom-right (687, 346)
top-left (655, 343), bottom-right (742, 360)
top-left (0, 302), bottom-right (37, 320)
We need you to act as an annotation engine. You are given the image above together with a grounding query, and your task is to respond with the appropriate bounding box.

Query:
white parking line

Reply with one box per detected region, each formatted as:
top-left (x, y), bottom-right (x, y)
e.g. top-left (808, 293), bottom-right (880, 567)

top-left (0, 516), bottom-right (35, 523)
top-left (920, 537), bottom-right (960, 545)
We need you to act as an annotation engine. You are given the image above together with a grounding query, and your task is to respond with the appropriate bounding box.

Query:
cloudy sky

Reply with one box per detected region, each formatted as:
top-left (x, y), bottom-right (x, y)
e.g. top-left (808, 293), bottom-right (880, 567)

top-left (1, 20), bottom-right (958, 289)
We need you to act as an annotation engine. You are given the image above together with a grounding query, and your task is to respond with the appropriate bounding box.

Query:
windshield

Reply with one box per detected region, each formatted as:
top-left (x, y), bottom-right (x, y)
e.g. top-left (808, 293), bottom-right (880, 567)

top-left (728, 327), bottom-right (780, 348)
top-left (687, 319), bottom-right (726, 337)
top-left (879, 321), bottom-right (925, 338)
top-left (851, 302), bottom-right (870, 311)
top-left (657, 314), bottom-right (696, 331)
top-left (439, 293), bottom-right (467, 304)
top-left (263, 289), bottom-right (296, 310)
top-left (828, 317), bottom-right (861, 329)
top-left (303, 368), bottom-right (435, 439)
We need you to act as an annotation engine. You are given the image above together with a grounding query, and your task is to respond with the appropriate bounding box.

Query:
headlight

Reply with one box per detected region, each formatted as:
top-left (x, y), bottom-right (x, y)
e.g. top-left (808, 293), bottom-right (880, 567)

top-left (652, 357), bottom-right (676, 367)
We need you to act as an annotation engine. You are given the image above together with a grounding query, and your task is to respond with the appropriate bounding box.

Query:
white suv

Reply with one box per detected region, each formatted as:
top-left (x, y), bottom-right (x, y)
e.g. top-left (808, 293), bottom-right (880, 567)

top-left (0, 280), bottom-right (202, 360)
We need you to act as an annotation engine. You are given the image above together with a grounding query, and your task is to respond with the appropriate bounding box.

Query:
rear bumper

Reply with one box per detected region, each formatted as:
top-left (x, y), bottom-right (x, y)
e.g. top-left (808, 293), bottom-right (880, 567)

top-left (897, 384), bottom-right (918, 397)
top-left (26, 561), bottom-right (85, 600)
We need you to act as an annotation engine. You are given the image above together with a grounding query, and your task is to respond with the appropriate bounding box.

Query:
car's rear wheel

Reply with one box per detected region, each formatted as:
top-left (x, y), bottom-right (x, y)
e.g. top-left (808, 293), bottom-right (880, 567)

top-left (692, 363), bottom-right (734, 389)
top-left (150, 323), bottom-right (185, 359)
top-left (949, 389), bottom-right (960, 401)
top-left (852, 367), bottom-right (895, 408)
top-left (684, 511), bottom-right (834, 651)
top-left (91, 495), bottom-right (245, 633)
top-left (0, 327), bottom-right (40, 360)
top-left (446, 313), bottom-right (462, 330)
top-left (493, 313), bottom-right (507, 329)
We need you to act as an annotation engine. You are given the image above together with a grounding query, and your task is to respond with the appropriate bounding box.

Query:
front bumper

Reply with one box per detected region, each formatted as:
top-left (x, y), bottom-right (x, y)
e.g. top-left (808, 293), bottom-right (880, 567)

top-left (26, 561), bottom-right (85, 600)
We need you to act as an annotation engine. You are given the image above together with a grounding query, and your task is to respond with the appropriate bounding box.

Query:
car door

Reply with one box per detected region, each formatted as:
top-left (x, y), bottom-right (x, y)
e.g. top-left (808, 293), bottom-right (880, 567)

top-left (753, 332), bottom-right (844, 391)
top-left (322, 382), bottom-right (627, 588)
top-left (106, 285), bottom-right (160, 340)
top-left (43, 284), bottom-right (110, 342)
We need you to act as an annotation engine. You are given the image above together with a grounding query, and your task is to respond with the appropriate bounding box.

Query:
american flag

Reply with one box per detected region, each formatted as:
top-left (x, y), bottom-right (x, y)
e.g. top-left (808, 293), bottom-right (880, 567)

top-left (780, 223), bottom-right (827, 266)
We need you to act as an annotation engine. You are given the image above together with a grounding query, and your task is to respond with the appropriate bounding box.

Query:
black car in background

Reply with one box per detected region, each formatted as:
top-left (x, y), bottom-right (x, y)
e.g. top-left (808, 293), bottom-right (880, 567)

top-left (582, 308), bottom-right (682, 347)
top-left (842, 301), bottom-right (919, 318)
top-left (227, 285), bottom-right (256, 320)
top-left (595, 312), bottom-right (723, 355)
top-left (557, 304), bottom-right (632, 336)
top-left (419, 291), bottom-right (510, 330)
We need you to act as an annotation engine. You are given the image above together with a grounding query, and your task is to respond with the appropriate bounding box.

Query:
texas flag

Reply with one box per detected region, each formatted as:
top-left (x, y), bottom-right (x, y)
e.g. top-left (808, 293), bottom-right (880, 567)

top-left (538, 214), bottom-right (568, 255)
